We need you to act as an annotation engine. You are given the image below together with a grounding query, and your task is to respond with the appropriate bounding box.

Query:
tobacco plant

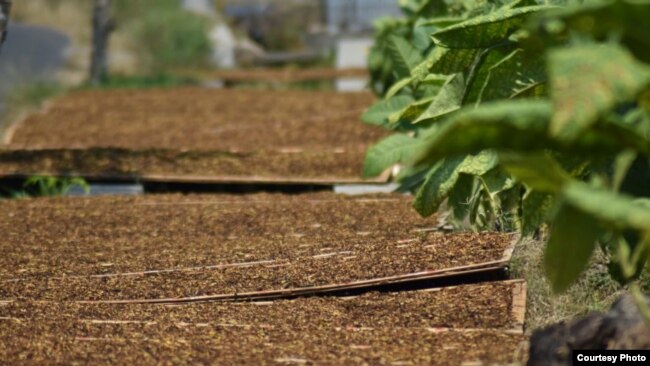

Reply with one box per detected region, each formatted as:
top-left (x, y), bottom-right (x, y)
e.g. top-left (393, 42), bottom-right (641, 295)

top-left (363, 0), bottom-right (650, 313)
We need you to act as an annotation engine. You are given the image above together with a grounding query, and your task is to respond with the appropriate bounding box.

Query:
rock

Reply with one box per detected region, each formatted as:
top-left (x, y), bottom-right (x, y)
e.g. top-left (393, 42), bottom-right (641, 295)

top-left (528, 293), bottom-right (650, 366)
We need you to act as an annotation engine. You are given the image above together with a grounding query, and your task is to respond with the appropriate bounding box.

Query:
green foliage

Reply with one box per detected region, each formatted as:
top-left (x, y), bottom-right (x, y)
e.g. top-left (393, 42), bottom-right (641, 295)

top-left (431, 5), bottom-right (553, 49)
top-left (362, 95), bottom-right (415, 126)
top-left (545, 203), bottom-right (602, 293)
top-left (129, 6), bottom-right (212, 72)
top-left (363, 134), bottom-right (422, 177)
top-left (548, 44), bottom-right (650, 141)
top-left (387, 35), bottom-right (424, 77)
top-left (414, 151), bottom-right (498, 217)
top-left (23, 176), bottom-right (89, 197)
top-left (364, 0), bottom-right (650, 299)
top-left (1, 176), bottom-right (89, 199)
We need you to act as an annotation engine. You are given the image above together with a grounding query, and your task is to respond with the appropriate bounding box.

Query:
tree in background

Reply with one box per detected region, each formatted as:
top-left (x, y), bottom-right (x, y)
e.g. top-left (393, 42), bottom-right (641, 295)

top-left (89, 0), bottom-right (113, 84)
top-left (0, 0), bottom-right (11, 50)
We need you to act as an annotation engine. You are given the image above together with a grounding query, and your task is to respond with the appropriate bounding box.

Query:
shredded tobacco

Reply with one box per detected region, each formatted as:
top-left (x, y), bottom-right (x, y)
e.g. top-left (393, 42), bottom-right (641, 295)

top-left (1, 88), bottom-right (385, 182)
top-left (0, 282), bottom-right (525, 365)
top-left (0, 193), bottom-right (513, 301)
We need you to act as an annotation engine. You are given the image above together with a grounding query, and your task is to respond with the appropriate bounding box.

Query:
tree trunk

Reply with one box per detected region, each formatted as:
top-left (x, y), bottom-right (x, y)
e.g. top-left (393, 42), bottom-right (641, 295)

top-left (89, 0), bottom-right (113, 85)
top-left (0, 0), bottom-right (11, 51)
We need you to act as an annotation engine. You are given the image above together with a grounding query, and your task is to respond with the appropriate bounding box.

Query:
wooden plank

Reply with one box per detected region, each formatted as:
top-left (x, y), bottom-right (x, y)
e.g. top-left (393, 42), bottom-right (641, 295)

top-left (211, 67), bottom-right (368, 83)
top-left (0, 170), bottom-right (391, 185)
top-left (512, 280), bottom-right (528, 333)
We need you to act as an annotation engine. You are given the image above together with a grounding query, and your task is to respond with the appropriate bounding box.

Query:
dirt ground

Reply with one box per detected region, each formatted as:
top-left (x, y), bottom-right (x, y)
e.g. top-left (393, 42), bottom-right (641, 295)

top-left (0, 281), bottom-right (526, 365)
top-left (0, 193), bottom-right (514, 302)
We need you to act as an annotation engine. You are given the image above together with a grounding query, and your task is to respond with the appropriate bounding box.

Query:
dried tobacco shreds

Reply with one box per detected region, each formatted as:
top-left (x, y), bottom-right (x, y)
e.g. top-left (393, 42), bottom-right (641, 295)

top-left (0, 282), bottom-right (520, 330)
top-left (0, 282), bottom-right (525, 365)
top-left (0, 193), bottom-right (513, 301)
top-left (1, 88), bottom-right (385, 182)
top-left (0, 148), bottom-right (373, 182)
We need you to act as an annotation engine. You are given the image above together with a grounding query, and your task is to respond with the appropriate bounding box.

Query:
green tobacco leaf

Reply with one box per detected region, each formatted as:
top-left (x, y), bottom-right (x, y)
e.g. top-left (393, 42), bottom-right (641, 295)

top-left (412, 15), bottom-right (467, 51)
top-left (389, 97), bottom-right (435, 125)
top-left (458, 150), bottom-right (499, 176)
top-left (414, 151), bottom-right (498, 217)
top-left (416, 100), bottom-right (552, 165)
top-left (500, 152), bottom-right (569, 192)
top-left (415, 73), bottom-right (465, 123)
top-left (522, 190), bottom-right (553, 236)
top-left (414, 99), bottom-right (647, 160)
top-left (546, 0), bottom-right (650, 62)
top-left (414, 158), bottom-right (465, 217)
top-left (432, 5), bottom-right (553, 49)
top-left (463, 47), bottom-right (516, 106)
top-left (413, 47), bottom-right (481, 79)
top-left (362, 96), bottom-right (415, 126)
top-left (417, 16), bottom-right (468, 29)
top-left (583, 118), bottom-right (650, 156)
top-left (480, 167), bottom-right (516, 194)
top-left (415, 73), bottom-right (448, 96)
top-left (388, 35), bottom-right (424, 78)
top-left (428, 47), bottom-right (481, 75)
top-left (563, 182), bottom-right (650, 232)
top-left (413, 19), bottom-right (439, 51)
top-left (549, 44), bottom-right (650, 141)
top-left (363, 134), bottom-right (424, 178)
top-left (449, 173), bottom-right (475, 220)
top-left (545, 202), bottom-right (602, 293)
top-left (613, 150), bottom-right (637, 192)
top-left (477, 48), bottom-right (546, 103)
top-left (385, 77), bottom-right (414, 99)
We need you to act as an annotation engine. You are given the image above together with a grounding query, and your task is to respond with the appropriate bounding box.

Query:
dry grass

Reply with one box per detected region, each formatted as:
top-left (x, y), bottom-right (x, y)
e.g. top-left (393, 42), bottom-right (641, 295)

top-left (510, 236), bottom-right (624, 332)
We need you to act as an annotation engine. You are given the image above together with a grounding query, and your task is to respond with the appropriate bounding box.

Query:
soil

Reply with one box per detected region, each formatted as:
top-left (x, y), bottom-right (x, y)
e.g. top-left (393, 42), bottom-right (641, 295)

top-left (2, 88), bottom-right (384, 182)
top-left (0, 193), bottom-right (514, 301)
top-left (0, 282), bottom-right (526, 365)
top-left (212, 67), bottom-right (369, 83)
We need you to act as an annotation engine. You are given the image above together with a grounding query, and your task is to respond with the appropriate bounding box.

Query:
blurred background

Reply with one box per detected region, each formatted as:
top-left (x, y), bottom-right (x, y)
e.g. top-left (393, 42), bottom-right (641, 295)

top-left (0, 0), bottom-right (404, 132)
top-left (0, 0), bottom-right (399, 115)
